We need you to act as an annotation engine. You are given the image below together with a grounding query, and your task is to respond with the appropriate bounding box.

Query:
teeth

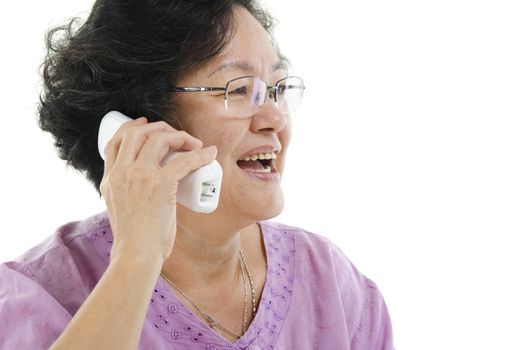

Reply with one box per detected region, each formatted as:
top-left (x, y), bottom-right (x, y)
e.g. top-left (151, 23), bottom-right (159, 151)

top-left (242, 152), bottom-right (277, 161)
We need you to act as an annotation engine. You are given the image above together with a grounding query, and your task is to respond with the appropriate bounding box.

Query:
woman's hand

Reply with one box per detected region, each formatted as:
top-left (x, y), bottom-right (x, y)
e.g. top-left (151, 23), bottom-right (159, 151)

top-left (99, 117), bottom-right (217, 262)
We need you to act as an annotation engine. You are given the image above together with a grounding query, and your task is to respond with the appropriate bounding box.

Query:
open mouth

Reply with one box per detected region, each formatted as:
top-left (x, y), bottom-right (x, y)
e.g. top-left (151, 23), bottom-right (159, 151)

top-left (236, 152), bottom-right (277, 173)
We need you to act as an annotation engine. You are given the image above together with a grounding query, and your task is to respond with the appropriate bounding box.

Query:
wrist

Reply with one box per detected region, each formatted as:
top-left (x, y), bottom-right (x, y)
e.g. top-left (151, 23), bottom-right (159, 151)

top-left (110, 248), bottom-right (164, 273)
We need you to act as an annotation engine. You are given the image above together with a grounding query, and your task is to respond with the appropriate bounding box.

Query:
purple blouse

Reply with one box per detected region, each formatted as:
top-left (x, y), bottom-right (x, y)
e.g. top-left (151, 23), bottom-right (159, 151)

top-left (0, 211), bottom-right (394, 349)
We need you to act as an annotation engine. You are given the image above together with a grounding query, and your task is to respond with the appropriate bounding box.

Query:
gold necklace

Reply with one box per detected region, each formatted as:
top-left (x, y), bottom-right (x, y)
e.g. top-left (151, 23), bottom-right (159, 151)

top-left (160, 249), bottom-right (257, 339)
top-left (241, 255), bottom-right (249, 332)
top-left (239, 249), bottom-right (257, 316)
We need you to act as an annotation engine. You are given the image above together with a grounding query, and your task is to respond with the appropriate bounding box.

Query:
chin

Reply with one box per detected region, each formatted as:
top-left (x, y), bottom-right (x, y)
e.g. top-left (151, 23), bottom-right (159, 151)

top-left (248, 189), bottom-right (284, 221)
top-left (236, 187), bottom-right (285, 222)
top-left (216, 161), bottom-right (284, 220)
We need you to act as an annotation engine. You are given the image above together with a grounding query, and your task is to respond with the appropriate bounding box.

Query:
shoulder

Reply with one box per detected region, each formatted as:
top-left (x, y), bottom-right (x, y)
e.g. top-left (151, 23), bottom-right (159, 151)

top-left (5, 210), bottom-right (110, 269)
top-left (260, 221), bottom-right (394, 348)
top-left (1, 210), bottom-right (111, 314)
top-left (0, 211), bottom-right (112, 348)
top-left (259, 219), bottom-right (339, 251)
top-left (261, 221), bottom-right (360, 274)
top-left (260, 220), bottom-right (373, 297)
top-left (260, 219), bottom-right (347, 252)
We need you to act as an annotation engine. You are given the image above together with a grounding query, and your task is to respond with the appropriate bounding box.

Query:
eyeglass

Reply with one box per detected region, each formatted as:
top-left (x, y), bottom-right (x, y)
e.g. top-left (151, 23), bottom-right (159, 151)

top-left (170, 75), bottom-right (305, 117)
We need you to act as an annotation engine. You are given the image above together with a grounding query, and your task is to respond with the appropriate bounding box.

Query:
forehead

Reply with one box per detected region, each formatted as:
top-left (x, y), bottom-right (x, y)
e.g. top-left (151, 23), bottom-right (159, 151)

top-left (194, 6), bottom-right (284, 81)
top-left (222, 7), bottom-right (279, 60)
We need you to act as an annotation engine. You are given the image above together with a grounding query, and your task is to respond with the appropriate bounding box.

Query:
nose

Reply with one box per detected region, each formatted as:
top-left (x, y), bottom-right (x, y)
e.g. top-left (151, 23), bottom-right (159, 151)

top-left (250, 88), bottom-right (287, 133)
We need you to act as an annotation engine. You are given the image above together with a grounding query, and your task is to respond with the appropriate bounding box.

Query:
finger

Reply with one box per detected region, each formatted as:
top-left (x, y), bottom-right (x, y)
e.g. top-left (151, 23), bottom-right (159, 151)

top-left (113, 121), bottom-right (202, 170)
top-left (160, 145), bottom-right (218, 181)
top-left (103, 117), bottom-right (146, 175)
top-left (135, 130), bottom-right (206, 168)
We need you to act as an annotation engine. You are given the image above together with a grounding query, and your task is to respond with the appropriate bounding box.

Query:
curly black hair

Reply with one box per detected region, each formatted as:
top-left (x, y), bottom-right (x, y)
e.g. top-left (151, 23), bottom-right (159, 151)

top-left (38, 0), bottom-right (288, 196)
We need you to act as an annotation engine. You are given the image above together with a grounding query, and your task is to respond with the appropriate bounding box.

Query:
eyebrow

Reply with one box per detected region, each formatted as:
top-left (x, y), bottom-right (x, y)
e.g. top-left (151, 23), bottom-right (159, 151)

top-left (207, 60), bottom-right (288, 78)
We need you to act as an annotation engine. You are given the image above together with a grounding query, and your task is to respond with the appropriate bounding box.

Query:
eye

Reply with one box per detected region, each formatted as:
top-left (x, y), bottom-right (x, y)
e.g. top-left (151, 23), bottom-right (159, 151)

top-left (277, 84), bottom-right (286, 96)
top-left (229, 85), bottom-right (248, 95)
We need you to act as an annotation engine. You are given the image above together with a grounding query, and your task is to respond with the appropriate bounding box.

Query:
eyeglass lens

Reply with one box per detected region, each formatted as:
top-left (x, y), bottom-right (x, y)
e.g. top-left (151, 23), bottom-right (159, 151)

top-left (225, 77), bottom-right (304, 116)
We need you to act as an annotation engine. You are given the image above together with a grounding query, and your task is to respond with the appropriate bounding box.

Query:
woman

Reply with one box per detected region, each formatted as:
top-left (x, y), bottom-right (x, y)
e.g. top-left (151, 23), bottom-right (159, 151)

top-left (0, 0), bottom-right (394, 349)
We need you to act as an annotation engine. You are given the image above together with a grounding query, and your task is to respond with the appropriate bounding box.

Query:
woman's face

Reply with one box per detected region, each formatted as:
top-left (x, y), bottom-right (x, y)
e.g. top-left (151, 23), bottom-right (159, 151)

top-left (170, 6), bottom-right (292, 222)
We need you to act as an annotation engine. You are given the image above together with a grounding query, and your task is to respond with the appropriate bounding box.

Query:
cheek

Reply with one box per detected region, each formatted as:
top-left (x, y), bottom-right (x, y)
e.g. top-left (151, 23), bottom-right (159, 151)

top-left (175, 107), bottom-right (229, 145)
top-left (279, 118), bottom-right (293, 150)
top-left (213, 124), bottom-right (245, 160)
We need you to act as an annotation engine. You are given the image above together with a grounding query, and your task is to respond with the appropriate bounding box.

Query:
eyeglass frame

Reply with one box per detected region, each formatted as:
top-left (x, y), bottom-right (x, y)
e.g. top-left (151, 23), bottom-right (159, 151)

top-left (169, 75), bottom-right (305, 114)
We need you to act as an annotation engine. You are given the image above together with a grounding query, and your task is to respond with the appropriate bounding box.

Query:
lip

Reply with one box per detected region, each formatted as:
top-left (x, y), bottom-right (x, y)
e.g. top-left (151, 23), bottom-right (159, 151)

top-left (238, 166), bottom-right (282, 182)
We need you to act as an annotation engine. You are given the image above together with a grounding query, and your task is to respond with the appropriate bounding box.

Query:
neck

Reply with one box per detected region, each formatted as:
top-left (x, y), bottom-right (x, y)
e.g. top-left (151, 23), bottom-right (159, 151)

top-left (161, 206), bottom-right (257, 292)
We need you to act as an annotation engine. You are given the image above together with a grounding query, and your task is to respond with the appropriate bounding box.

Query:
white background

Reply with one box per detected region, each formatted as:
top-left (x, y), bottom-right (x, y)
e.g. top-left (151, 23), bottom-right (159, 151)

top-left (1, 1), bottom-right (527, 349)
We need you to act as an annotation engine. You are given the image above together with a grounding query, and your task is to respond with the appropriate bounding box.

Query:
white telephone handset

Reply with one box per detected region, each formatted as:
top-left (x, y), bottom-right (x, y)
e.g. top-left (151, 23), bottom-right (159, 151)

top-left (98, 111), bottom-right (222, 213)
